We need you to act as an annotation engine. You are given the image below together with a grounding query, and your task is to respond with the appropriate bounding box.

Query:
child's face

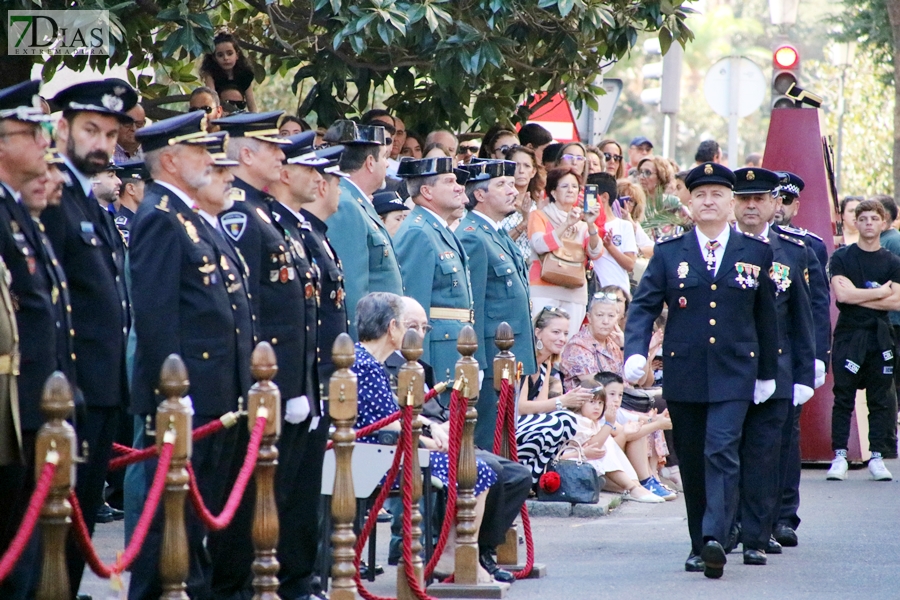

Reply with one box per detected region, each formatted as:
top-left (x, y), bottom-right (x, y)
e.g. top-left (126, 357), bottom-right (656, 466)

top-left (214, 42), bottom-right (238, 70)
top-left (604, 382), bottom-right (624, 411)
top-left (581, 397), bottom-right (605, 421)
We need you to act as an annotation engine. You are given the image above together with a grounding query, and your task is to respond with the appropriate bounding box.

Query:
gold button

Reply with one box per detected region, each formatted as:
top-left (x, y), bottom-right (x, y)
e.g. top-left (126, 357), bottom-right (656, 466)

top-left (202, 352), bottom-right (209, 359)
top-left (750, 352), bottom-right (755, 357)
top-left (670, 351), bottom-right (675, 357)
top-left (272, 338), bottom-right (278, 344)
top-left (236, 328), bottom-right (240, 334)
top-left (710, 301), bottom-right (716, 308)
top-left (709, 319), bottom-right (716, 326)
top-left (232, 304), bottom-right (237, 310)
top-left (69, 329), bottom-right (75, 336)
top-left (779, 348), bottom-right (783, 354)
top-left (679, 283), bottom-right (684, 288)
top-left (711, 284), bottom-right (717, 291)
top-left (71, 353), bottom-right (76, 360)
top-left (709, 337), bottom-right (716, 344)
top-left (445, 334), bottom-right (450, 339)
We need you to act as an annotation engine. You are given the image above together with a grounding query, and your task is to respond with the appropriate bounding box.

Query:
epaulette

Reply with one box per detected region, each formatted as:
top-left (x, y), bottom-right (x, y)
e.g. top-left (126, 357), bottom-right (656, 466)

top-left (804, 230), bottom-right (823, 241)
top-left (656, 232), bottom-right (684, 244)
top-left (229, 188), bottom-right (245, 202)
top-left (778, 224), bottom-right (806, 237)
top-left (742, 231), bottom-right (769, 243)
top-left (155, 195), bottom-right (170, 213)
top-left (778, 232), bottom-right (804, 247)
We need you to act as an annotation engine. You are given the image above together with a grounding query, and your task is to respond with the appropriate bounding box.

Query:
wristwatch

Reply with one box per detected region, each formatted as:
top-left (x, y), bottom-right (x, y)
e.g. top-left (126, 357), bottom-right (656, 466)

top-left (555, 398), bottom-right (563, 411)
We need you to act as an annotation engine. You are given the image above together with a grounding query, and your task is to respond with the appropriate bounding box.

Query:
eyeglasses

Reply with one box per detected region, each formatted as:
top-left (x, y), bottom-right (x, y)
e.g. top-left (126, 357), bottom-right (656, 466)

top-left (638, 169), bottom-right (655, 178)
top-left (189, 106), bottom-right (214, 114)
top-left (458, 145), bottom-right (479, 155)
top-left (561, 154), bottom-right (586, 163)
top-left (493, 144), bottom-right (511, 155)
top-left (592, 292), bottom-right (619, 303)
top-left (0, 126), bottom-right (49, 144)
top-left (404, 321), bottom-right (433, 334)
top-left (225, 100), bottom-right (247, 110)
top-left (780, 195), bottom-right (796, 205)
top-left (603, 152), bottom-right (623, 163)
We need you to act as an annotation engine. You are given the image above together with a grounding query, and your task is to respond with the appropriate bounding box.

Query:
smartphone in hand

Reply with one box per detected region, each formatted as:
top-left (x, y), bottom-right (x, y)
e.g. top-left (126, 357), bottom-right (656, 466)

top-left (583, 184), bottom-right (599, 213)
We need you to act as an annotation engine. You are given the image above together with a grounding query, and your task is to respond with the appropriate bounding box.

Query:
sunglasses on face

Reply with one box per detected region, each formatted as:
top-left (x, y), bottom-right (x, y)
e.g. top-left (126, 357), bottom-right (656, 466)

top-left (562, 154), bottom-right (586, 163)
top-left (458, 145), bottom-right (479, 155)
top-left (226, 100), bottom-right (247, 110)
top-left (780, 194), bottom-right (796, 205)
top-left (494, 144), bottom-right (511, 155)
top-left (603, 152), bottom-right (623, 163)
top-left (189, 106), bottom-right (214, 114)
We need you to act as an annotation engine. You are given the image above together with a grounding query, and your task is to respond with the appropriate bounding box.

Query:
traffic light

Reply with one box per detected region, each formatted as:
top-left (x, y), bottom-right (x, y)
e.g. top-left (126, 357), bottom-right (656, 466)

top-left (772, 44), bottom-right (800, 109)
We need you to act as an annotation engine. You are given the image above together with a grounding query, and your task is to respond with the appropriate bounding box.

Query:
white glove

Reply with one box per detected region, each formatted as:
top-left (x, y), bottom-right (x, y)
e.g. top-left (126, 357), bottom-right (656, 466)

top-left (179, 395), bottom-right (195, 416)
top-left (285, 396), bottom-right (310, 424)
top-left (793, 383), bottom-right (814, 406)
top-left (624, 355), bottom-right (647, 384)
top-left (753, 379), bottom-right (776, 405)
top-left (814, 359), bottom-right (826, 389)
top-left (478, 369), bottom-right (485, 391)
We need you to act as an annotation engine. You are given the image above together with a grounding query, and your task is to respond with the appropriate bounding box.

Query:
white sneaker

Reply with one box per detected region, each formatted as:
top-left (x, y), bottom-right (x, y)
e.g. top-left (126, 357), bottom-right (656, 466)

top-left (826, 456), bottom-right (848, 480)
top-left (868, 457), bottom-right (893, 481)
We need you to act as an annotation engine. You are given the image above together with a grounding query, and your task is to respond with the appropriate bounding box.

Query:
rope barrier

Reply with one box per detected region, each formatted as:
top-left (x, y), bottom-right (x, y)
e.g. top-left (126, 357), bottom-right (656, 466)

top-left (108, 411), bottom-right (237, 471)
top-left (399, 403), bottom-right (436, 600)
top-left (187, 414), bottom-right (268, 531)
top-left (0, 454), bottom-right (58, 583)
top-left (498, 377), bottom-right (535, 579)
top-left (72, 436), bottom-right (175, 577)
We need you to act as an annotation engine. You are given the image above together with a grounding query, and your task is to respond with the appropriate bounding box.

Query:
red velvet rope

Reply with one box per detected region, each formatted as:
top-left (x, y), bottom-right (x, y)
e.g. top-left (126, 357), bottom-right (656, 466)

top-left (186, 415), bottom-right (267, 531)
top-left (399, 404), bottom-right (437, 599)
top-left (326, 410), bottom-right (402, 451)
top-left (108, 417), bottom-right (227, 471)
top-left (423, 388), bottom-right (467, 579)
top-left (0, 460), bottom-right (57, 583)
top-left (497, 377), bottom-right (535, 579)
top-left (72, 440), bottom-right (174, 577)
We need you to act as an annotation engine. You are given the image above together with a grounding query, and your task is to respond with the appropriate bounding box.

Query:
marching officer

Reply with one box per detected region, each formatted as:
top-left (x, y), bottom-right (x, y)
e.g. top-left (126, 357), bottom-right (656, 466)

top-left (457, 159), bottom-right (536, 449)
top-left (624, 162), bottom-right (778, 579)
top-left (393, 156), bottom-right (474, 387)
top-left (323, 120), bottom-right (402, 338)
top-left (41, 78), bottom-right (137, 596)
top-left (214, 112), bottom-right (324, 599)
top-left (127, 112), bottom-right (255, 600)
top-left (770, 170), bottom-right (831, 547)
top-left (0, 80), bottom-right (72, 599)
top-left (112, 159), bottom-right (147, 243)
top-left (732, 167), bottom-right (815, 566)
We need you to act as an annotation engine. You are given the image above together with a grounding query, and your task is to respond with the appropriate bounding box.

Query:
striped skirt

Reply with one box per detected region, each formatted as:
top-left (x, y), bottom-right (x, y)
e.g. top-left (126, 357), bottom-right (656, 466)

top-left (516, 411), bottom-right (578, 484)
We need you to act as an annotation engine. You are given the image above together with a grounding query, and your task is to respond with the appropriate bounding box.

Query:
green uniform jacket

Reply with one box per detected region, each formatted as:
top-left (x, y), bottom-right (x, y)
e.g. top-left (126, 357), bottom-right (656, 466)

top-left (394, 206), bottom-right (473, 383)
top-left (325, 179), bottom-right (403, 339)
top-left (457, 211), bottom-right (537, 376)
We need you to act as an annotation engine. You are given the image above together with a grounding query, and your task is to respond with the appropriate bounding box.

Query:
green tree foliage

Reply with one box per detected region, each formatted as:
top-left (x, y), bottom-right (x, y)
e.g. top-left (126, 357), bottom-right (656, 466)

top-left (833, 0), bottom-right (894, 86)
top-left (2, 0), bottom-right (698, 131)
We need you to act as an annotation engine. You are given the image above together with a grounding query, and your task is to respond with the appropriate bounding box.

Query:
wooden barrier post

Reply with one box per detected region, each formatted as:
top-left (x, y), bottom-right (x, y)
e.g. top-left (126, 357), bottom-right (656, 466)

top-left (492, 324), bottom-right (518, 568)
top-left (248, 342), bottom-right (282, 599)
top-left (157, 354), bottom-right (192, 600)
top-left (35, 372), bottom-right (76, 600)
top-left (396, 330), bottom-right (425, 600)
top-left (329, 333), bottom-right (359, 600)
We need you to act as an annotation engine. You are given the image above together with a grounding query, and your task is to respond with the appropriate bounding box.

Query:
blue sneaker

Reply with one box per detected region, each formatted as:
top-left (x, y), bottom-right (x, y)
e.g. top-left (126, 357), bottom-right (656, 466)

top-left (643, 477), bottom-right (677, 501)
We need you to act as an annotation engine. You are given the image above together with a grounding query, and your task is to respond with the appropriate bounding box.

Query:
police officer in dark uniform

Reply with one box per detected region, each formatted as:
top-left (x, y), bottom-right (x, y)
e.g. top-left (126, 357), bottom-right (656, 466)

top-left (770, 170), bottom-right (831, 547)
top-left (732, 167), bottom-right (815, 566)
top-left (0, 80), bottom-right (78, 599)
top-left (41, 78), bottom-right (136, 596)
top-left (457, 159), bottom-right (537, 450)
top-left (624, 162), bottom-right (779, 579)
top-left (127, 112), bottom-right (255, 600)
top-left (215, 112), bottom-right (324, 599)
top-left (112, 159), bottom-right (147, 243)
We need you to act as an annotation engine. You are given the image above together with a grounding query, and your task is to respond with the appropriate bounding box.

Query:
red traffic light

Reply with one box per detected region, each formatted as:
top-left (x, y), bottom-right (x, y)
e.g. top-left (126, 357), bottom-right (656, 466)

top-left (774, 45), bottom-right (799, 69)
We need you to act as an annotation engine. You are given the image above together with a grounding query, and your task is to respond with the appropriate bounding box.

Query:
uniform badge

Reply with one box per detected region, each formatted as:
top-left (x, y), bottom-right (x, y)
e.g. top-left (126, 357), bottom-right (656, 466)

top-left (279, 266), bottom-right (290, 283)
top-left (26, 256), bottom-right (36, 275)
top-left (331, 288), bottom-right (345, 307)
top-left (677, 262), bottom-right (689, 279)
top-left (220, 256), bottom-right (230, 271)
top-left (746, 170), bottom-right (755, 181)
top-left (229, 188), bottom-right (245, 202)
top-left (255, 207), bottom-right (272, 224)
top-left (678, 296), bottom-right (687, 308)
top-left (80, 221), bottom-right (94, 233)
top-left (101, 93), bottom-right (124, 112)
top-left (770, 262), bottom-right (791, 294)
top-left (114, 215), bottom-right (128, 226)
top-left (735, 262), bottom-right (760, 289)
top-left (156, 196), bottom-right (170, 213)
top-left (221, 212), bottom-right (248, 241)
top-left (176, 213), bottom-right (200, 243)
top-left (464, 226), bottom-right (475, 232)
top-left (10, 221), bottom-right (19, 234)
top-left (305, 282), bottom-right (314, 299)
top-left (704, 164), bottom-right (713, 175)
top-left (884, 350), bottom-right (894, 361)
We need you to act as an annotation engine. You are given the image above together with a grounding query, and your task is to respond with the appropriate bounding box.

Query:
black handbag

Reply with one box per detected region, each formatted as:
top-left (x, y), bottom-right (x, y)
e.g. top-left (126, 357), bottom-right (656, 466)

top-left (621, 388), bottom-right (657, 413)
top-left (536, 441), bottom-right (604, 505)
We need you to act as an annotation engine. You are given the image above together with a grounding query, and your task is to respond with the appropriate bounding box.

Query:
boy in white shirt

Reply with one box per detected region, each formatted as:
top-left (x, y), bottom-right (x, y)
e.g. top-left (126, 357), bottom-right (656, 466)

top-left (591, 172), bottom-right (637, 292)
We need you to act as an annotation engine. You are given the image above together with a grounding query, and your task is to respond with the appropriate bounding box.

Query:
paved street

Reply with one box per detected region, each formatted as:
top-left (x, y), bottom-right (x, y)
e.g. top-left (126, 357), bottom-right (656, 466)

top-left (81, 461), bottom-right (900, 599)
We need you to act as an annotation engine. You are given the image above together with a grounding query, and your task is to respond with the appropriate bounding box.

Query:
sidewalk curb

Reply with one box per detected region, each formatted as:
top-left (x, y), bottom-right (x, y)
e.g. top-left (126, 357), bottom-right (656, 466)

top-left (526, 491), bottom-right (623, 518)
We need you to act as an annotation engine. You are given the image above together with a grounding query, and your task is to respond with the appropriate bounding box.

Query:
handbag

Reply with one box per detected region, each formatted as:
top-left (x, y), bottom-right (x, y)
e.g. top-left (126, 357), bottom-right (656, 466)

top-left (539, 235), bottom-right (586, 289)
top-left (621, 388), bottom-right (656, 413)
top-left (536, 440), bottom-right (604, 505)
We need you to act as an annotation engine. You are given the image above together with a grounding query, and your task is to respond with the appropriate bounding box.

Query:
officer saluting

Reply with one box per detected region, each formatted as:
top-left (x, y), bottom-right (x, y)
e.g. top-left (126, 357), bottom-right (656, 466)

top-left (127, 112), bottom-right (255, 600)
top-left (393, 157), bottom-right (473, 385)
top-left (457, 158), bottom-right (536, 449)
top-left (624, 162), bottom-right (778, 579)
top-left (732, 167), bottom-right (815, 566)
top-left (324, 120), bottom-right (402, 338)
top-left (41, 78), bottom-right (136, 595)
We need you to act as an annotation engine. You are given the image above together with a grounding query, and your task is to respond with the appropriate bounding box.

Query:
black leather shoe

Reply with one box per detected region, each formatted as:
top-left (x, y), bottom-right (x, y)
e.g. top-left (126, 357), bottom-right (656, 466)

top-left (684, 552), bottom-right (705, 572)
top-left (766, 536), bottom-right (783, 554)
top-left (479, 549), bottom-right (515, 583)
top-left (773, 524), bottom-right (798, 547)
top-left (95, 503), bottom-right (124, 524)
top-left (723, 523), bottom-right (741, 554)
top-left (700, 540), bottom-right (726, 579)
top-left (743, 548), bottom-right (767, 565)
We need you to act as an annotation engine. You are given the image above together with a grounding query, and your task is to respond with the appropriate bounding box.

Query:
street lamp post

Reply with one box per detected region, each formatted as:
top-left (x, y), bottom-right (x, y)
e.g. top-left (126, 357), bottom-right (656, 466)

top-left (831, 41), bottom-right (857, 195)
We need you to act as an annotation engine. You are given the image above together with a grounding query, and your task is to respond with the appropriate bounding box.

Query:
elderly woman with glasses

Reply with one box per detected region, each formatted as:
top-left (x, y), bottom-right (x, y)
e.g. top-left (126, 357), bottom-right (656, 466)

top-left (515, 306), bottom-right (595, 484)
top-left (527, 167), bottom-right (603, 338)
top-left (351, 292), bottom-right (500, 582)
top-left (559, 293), bottom-right (674, 499)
